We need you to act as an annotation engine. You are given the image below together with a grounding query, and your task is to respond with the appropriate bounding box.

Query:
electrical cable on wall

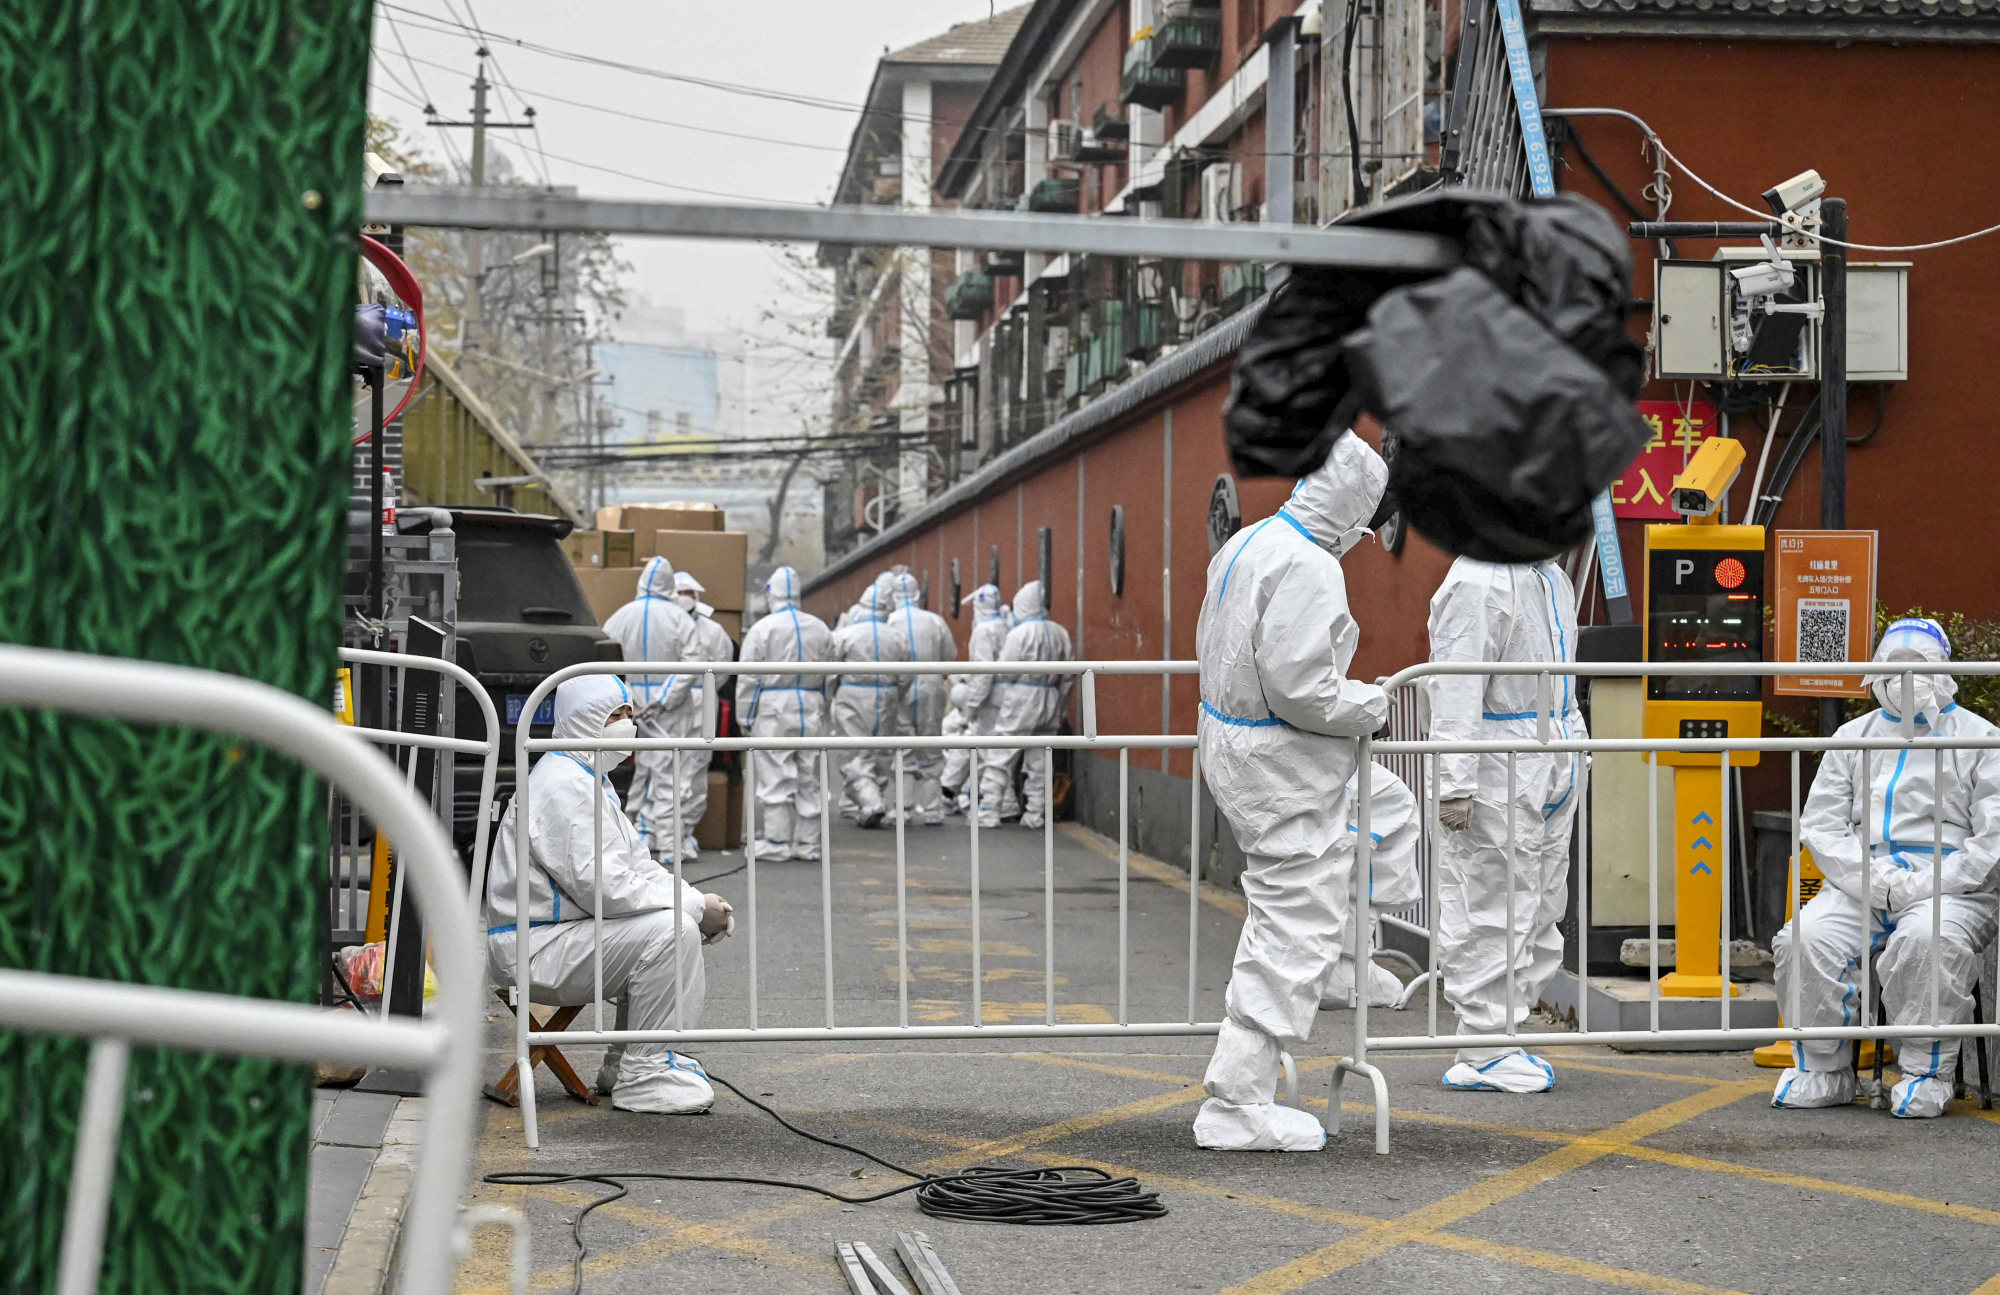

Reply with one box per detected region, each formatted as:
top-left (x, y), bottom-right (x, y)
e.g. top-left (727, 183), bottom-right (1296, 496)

top-left (487, 1070), bottom-right (1166, 1295)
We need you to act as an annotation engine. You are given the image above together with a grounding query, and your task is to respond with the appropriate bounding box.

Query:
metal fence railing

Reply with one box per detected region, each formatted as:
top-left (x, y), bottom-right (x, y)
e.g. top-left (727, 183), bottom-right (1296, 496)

top-left (1335, 660), bottom-right (2000, 1154)
top-left (0, 644), bottom-right (481, 1295)
top-left (502, 659), bottom-right (1203, 1149)
top-left (334, 648), bottom-right (499, 1014)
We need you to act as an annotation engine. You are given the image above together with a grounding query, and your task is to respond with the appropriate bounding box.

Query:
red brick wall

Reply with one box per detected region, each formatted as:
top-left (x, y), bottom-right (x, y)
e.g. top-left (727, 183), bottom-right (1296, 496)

top-left (1546, 35), bottom-right (2000, 623)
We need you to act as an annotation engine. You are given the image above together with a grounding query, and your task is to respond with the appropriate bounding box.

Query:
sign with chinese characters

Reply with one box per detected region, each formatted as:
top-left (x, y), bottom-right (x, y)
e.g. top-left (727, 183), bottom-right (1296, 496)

top-left (1774, 530), bottom-right (1879, 697)
top-left (1612, 401), bottom-right (1718, 520)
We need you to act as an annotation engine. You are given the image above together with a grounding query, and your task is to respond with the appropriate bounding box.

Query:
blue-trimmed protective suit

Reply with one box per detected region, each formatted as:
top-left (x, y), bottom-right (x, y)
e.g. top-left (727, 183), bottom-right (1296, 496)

top-left (1193, 432), bottom-right (1391, 1152)
top-left (1774, 618), bottom-right (2000, 1118)
top-left (738, 567), bottom-right (836, 860)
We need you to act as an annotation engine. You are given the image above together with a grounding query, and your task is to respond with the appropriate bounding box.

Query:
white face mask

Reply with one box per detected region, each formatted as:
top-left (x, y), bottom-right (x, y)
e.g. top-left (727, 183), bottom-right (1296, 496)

top-left (595, 717), bottom-right (637, 773)
top-left (1872, 673), bottom-right (1942, 720)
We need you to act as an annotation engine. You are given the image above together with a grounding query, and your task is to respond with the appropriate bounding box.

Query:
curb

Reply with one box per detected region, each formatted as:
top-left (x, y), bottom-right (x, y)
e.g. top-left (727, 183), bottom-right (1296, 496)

top-left (320, 1098), bottom-right (422, 1295)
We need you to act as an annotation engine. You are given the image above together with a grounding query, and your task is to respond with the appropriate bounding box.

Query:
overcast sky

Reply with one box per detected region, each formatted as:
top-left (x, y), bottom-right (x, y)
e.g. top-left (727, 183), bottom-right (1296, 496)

top-left (368, 1), bottom-right (1006, 340)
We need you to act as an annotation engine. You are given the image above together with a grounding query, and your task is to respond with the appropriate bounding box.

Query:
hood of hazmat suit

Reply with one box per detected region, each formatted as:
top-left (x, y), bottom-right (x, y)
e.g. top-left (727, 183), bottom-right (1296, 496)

top-left (1192, 433), bottom-right (1391, 1151)
top-left (993, 581), bottom-right (1073, 736)
top-left (1222, 190), bottom-right (1647, 562)
top-left (604, 557), bottom-right (698, 717)
top-left (1777, 618), bottom-right (2000, 1117)
top-left (739, 566), bottom-right (834, 737)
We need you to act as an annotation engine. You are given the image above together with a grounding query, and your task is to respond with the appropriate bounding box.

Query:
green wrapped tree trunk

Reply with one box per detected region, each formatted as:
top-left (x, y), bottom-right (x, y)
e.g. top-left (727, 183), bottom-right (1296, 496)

top-left (0, 3), bottom-right (373, 1289)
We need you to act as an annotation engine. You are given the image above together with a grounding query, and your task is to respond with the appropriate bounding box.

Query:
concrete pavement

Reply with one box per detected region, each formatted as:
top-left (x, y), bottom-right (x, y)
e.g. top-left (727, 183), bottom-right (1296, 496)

top-left (451, 815), bottom-right (2000, 1295)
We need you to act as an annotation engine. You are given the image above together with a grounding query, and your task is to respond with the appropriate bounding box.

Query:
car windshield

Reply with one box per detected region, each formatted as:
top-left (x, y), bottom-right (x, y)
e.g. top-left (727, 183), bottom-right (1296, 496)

top-left (455, 533), bottom-right (593, 624)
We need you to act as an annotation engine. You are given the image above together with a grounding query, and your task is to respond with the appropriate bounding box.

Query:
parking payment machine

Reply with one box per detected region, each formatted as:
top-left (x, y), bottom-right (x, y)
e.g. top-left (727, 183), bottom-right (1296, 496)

top-left (1643, 439), bottom-right (1765, 998)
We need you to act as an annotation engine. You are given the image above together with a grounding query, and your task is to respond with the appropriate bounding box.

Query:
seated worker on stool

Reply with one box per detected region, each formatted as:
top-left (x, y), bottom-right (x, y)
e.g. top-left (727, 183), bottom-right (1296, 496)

top-left (486, 675), bottom-right (735, 1114)
top-left (1774, 618), bottom-right (2000, 1119)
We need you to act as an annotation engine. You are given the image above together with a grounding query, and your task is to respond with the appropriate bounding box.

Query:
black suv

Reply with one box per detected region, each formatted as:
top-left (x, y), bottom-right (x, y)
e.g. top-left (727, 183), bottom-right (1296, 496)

top-left (400, 507), bottom-right (625, 851)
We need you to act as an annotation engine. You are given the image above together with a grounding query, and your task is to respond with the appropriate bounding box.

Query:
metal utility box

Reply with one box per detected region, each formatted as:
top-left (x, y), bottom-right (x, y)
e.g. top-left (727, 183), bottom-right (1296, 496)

top-left (1848, 262), bottom-right (1911, 381)
top-left (1654, 260), bottom-right (1727, 379)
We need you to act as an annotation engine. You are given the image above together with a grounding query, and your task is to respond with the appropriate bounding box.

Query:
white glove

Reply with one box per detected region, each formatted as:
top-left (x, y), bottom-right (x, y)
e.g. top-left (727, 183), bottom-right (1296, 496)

top-left (1437, 798), bottom-right (1475, 832)
top-left (700, 893), bottom-right (735, 944)
top-left (949, 682), bottom-right (970, 711)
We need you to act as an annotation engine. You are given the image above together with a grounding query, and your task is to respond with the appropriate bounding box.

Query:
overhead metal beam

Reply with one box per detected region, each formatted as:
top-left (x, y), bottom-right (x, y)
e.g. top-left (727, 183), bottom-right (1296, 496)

top-left (363, 190), bottom-right (1460, 270)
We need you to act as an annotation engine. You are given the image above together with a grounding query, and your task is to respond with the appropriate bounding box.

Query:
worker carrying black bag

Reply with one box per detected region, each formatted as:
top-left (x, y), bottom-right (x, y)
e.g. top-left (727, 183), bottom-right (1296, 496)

top-left (1223, 189), bottom-right (1647, 563)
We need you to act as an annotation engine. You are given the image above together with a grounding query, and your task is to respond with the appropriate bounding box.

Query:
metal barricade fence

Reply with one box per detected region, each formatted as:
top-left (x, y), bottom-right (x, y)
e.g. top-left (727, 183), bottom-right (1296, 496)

top-left (0, 645), bottom-right (481, 1295)
top-left (335, 648), bottom-right (499, 1014)
top-left (503, 659), bottom-right (1202, 1149)
top-left (1335, 660), bottom-right (2000, 1155)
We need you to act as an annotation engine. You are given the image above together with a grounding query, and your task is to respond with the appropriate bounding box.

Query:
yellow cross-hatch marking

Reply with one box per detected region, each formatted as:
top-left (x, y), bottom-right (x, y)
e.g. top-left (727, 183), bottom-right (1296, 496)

top-left (1212, 1080), bottom-right (1771, 1295)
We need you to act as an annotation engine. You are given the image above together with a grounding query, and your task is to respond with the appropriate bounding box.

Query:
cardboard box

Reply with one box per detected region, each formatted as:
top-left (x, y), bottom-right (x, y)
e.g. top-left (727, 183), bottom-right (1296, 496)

top-left (594, 505), bottom-right (624, 532)
top-left (559, 528), bottom-right (636, 569)
top-left (616, 502), bottom-right (726, 536)
top-left (708, 609), bottom-right (741, 642)
top-left (695, 771), bottom-right (742, 850)
top-left (639, 529), bottom-right (749, 611)
top-left (573, 566), bottom-right (639, 626)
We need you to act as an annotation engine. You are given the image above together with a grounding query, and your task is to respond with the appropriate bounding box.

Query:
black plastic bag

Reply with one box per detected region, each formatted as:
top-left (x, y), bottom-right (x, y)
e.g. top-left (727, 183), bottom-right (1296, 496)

top-left (1222, 189), bottom-right (1648, 562)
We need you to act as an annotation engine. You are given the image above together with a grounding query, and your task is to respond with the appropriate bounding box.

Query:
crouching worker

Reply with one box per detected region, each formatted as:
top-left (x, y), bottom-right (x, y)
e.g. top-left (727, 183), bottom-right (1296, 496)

top-left (1194, 431), bottom-right (1393, 1152)
top-left (486, 675), bottom-right (736, 1114)
top-left (1773, 618), bottom-right (2000, 1119)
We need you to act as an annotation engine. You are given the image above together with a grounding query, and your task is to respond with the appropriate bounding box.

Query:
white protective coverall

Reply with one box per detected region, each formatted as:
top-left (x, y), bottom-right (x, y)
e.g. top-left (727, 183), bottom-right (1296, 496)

top-left (1773, 618), bottom-right (2000, 1118)
top-left (977, 581), bottom-right (1073, 829)
top-left (1321, 766), bottom-right (1424, 1009)
top-left (485, 675), bottom-right (722, 1113)
top-left (669, 571), bottom-right (737, 853)
top-left (1427, 556), bottom-right (1587, 1094)
top-left (1193, 432), bottom-right (1392, 1152)
top-left (831, 582), bottom-right (915, 827)
top-left (738, 567), bottom-right (836, 861)
top-left (886, 571), bottom-right (959, 824)
top-left (944, 585), bottom-right (1011, 809)
top-left (604, 557), bottom-right (698, 860)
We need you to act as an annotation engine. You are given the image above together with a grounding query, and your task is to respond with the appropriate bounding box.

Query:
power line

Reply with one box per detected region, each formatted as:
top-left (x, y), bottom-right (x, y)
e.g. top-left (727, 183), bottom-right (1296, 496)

top-left (391, 47), bottom-right (849, 154)
top-left (380, 9), bottom-right (470, 175)
top-left (446, 0), bottom-right (553, 186)
top-left (479, 129), bottom-right (822, 206)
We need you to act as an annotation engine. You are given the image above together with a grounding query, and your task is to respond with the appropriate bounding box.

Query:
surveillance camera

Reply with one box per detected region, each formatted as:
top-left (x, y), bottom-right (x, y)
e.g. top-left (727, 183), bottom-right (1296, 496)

top-left (364, 152), bottom-right (403, 189)
top-left (1761, 168), bottom-right (1825, 217)
top-left (1670, 437), bottom-right (1747, 520)
top-left (1730, 257), bottom-right (1795, 299)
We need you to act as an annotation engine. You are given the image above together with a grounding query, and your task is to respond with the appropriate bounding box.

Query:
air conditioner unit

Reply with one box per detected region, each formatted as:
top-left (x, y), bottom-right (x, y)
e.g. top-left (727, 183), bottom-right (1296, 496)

top-left (1048, 119), bottom-right (1082, 164)
top-left (1200, 162), bottom-right (1239, 222)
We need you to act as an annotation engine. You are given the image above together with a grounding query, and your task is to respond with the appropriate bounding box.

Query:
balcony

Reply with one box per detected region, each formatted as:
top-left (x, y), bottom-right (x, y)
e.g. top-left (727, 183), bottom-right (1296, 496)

top-left (1025, 177), bottom-right (1080, 213)
top-left (1120, 38), bottom-right (1184, 110)
top-left (945, 271), bottom-right (994, 321)
top-left (1152, 12), bottom-right (1221, 69)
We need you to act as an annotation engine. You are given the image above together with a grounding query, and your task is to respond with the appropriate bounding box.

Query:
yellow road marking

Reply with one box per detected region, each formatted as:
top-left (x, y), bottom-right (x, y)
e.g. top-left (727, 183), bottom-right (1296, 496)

top-left (1213, 1081), bottom-right (1769, 1295)
top-left (1614, 1142), bottom-right (2000, 1227)
top-left (1968, 1275), bottom-right (2000, 1295)
top-left (1060, 821), bottom-right (1248, 918)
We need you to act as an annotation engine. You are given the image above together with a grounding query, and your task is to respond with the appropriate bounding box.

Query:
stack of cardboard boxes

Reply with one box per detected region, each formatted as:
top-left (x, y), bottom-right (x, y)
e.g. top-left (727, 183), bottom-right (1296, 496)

top-left (562, 502), bottom-right (749, 849)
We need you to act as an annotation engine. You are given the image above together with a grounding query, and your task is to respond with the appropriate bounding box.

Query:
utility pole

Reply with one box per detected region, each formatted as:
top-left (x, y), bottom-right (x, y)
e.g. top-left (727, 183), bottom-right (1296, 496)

top-left (428, 48), bottom-right (533, 349)
top-left (1817, 197), bottom-right (1849, 739)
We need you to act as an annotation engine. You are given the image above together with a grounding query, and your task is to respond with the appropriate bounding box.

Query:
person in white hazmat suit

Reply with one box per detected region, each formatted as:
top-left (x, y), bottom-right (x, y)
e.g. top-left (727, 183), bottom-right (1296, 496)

top-left (831, 581), bottom-right (915, 829)
top-left (1772, 618), bottom-right (2000, 1118)
top-left (977, 581), bottom-right (1072, 830)
top-left (1321, 768), bottom-right (1423, 1010)
top-left (883, 570), bottom-right (958, 824)
top-left (603, 556), bottom-right (698, 861)
top-left (738, 567), bottom-right (835, 861)
top-left (666, 569), bottom-right (736, 856)
top-left (485, 675), bottom-right (734, 1113)
top-left (943, 584), bottom-right (1011, 813)
top-left (1192, 433), bottom-right (1394, 1151)
top-left (1427, 554), bottom-right (1587, 1093)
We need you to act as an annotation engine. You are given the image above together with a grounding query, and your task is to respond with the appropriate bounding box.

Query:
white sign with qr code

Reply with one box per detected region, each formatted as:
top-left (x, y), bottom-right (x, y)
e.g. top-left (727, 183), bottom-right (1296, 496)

top-left (1797, 598), bottom-right (1850, 664)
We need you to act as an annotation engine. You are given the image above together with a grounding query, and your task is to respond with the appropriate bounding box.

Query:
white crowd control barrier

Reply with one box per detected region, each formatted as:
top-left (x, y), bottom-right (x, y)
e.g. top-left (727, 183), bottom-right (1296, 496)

top-left (0, 645), bottom-right (483, 1295)
top-left (1335, 660), bottom-right (2000, 1154)
top-left (336, 648), bottom-right (499, 1011)
top-left (504, 659), bottom-right (1205, 1149)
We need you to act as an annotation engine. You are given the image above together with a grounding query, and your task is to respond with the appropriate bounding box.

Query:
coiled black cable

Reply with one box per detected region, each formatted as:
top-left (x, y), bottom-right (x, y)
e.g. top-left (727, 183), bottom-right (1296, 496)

top-left (484, 1071), bottom-right (1166, 1293)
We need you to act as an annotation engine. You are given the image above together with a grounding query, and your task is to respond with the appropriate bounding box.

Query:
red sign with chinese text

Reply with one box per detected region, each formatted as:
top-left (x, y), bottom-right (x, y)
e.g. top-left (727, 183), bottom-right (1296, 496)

top-left (1611, 401), bottom-right (1718, 519)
